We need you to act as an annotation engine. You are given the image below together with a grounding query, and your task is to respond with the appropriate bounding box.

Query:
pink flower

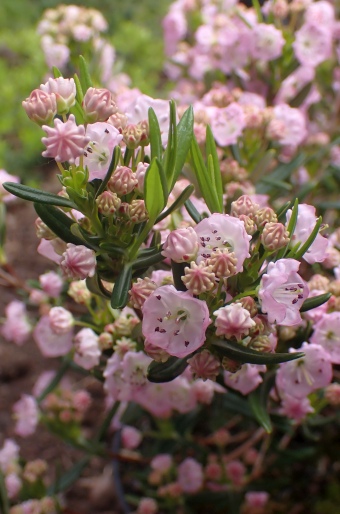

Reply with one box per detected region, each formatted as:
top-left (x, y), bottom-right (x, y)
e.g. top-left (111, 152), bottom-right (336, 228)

top-left (293, 23), bottom-right (332, 68)
top-left (13, 395), bottom-right (39, 437)
top-left (39, 271), bottom-right (64, 298)
top-left (162, 227), bottom-right (199, 262)
top-left (251, 24), bottom-right (285, 61)
top-left (137, 497), bottom-right (158, 514)
top-left (142, 285), bottom-right (210, 358)
top-left (276, 342), bottom-right (332, 398)
top-left (225, 460), bottom-right (246, 486)
top-left (310, 312), bottom-right (340, 364)
top-left (177, 458), bottom-right (204, 493)
top-left (33, 316), bottom-right (73, 357)
top-left (121, 425), bottom-right (142, 449)
top-left (214, 303), bottom-right (256, 341)
top-left (279, 393), bottom-right (314, 421)
top-left (82, 122), bottom-right (123, 180)
top-left (0, 440), bottom-right (19, 473)
top-left (0, 169), bottom-right (20, 203)
top-left (60, 243), bottom-right (96, 280)
top-left (209, 103), bottom-right (246, 147)
top-left (245, 491), bottom-right (269, 508)
top-left (224, 364), bottom-right (266, 395)
top-left (286, 204), bottom-right (328, 264)
top-left (194, 213), bottom-right (251, 273)
top-left (74, 328), bottom-right (101, 370)
top-left (40, 77), bottom-right (76, 114)
top-left (82, 87), bottom-right (117, 123)
top-left (1, 300), bottom-right (31, 345)
top-left (271, 104), bottom-right (307, 147)
top-left (150, 454), bottom-right (173, 473)
top-left (5, 472), bottom-right (22, 499)
top-left (258, 259), bottom-right (309, 326)
top-left (125, 94), bottom-right (171, 145)
top-left (42, 114), bottom-right (90, 163)
top-left (162, 5), bottom-right (187, 56)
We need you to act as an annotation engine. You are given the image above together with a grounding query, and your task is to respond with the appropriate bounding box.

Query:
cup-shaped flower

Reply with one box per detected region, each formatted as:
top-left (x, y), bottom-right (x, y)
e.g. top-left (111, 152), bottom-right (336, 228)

top-left (42, 114), bottom-right (90, 163)
top-left (22, 89), bottom-right (57, 125)
top-left (258, 259), bottom-right (309, 326)
top-left (162, 227), bottom-right (199, 263)
top-left (142, 285), bottom-right (210, 358)
top-left (194, 213), bottom-right (251, 272)
top-left (82, 122), bottom-right (123, 180)
top-left (60, 243), bottom-right (96, 280)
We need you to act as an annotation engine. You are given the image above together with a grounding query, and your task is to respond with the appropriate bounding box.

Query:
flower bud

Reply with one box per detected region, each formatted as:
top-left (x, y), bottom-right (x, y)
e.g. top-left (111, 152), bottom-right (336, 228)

top-left (82, 87), bottom-right (117, 123)
top-left (181, 261), bottom-right (216, 295)
top-left (108, 166), bottom-right (138, 196)
top-left (249, 335), bottom-right (273, 353)
top-left (207, 249), bottom-right (238, 278)
top-left (135, 162), bottom-right (148, 192)
top-left (35, 217), bottom-right (56, 240)
top-left (22, 89), bottom-right (57, 125)
top-left (49, 307), bottom-right (74, 334)
top-left (98, 331), bottom-right (113, 350)
top-left (129, 278), bottom-right (157, 310)
top-left (60, 243), bottom-right (96, 280)
top-left (230, 195), bottom-right (259, 219)
top-left (238, 214), bottom-right (257, 235)
top-left (261, 222), bottom-right (289, 251)
top-left (162, 227), bottom-right (199, 263)
top-left (108, 111), bottom-right (128, 132)
top-left (122, 124), bottom-right (143, 149)
top-left (137, 120), bottom-right (150, 146)
top-left (96, 190), bottom-right (121, 215)
top-left (221, 357), bottom-right (242, 373)
top-left (255, 207), bottom-right (277, 228)
top-left (40, 77), bottom-right (76, 115)
top-left (144, 341), bottom-right (170, 363)
top-left (129, 199), bottom-right (148, 223)
top-left (187, 349), bottom-right (221, 381)
top-left (236, 296), bottom-right (258, 317)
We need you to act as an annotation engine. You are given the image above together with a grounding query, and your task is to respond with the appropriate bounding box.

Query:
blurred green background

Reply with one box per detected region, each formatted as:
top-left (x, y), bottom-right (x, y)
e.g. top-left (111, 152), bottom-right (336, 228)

top-left (0, 0), bottom-right (171, 175)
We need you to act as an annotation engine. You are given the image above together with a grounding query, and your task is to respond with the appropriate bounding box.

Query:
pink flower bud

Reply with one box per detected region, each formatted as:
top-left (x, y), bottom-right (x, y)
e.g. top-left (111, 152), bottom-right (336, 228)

top-left (150, 454), bottom-right (173, 473)
top-left (121, 425), bottom-right (142, 449)
top-left (135, 161), bottom-right (148, 192)
top-left (245, 491), bottom-right (269, 508)
top-left (35, 217), bottom-right (55, 240)
top-left (48, 307), bottom-right (74, 334)
top-left (324, 383), bottom-right (340, 405)
top-left (74, 328), bottom-right (100, 370)
top-left (40, 77), bottom-right (76, 115)
top-left (214, 303), bottom-right (256, 341)
top-left (60, 243), bottom-right (96, 280)
top-left (68, 280), bottom-right (91, 304)
top-left (129, 199), bottom-right (148, 223)
top-left (137, 497), bottom-right (158, 514)
top-left (225, 460), bottom-right (246, 486)
top-left (22, 89), bottom-right (57, 125)
top-left (82, 87), bottom-right (117, 123)
top-left (162, 227), bottom-right (199, 263)
top-left (123, 124), bottom-right (143, 149)
top-left (261, 222), bottom-right (289, 251)
top-left (108, 166), bottom-right (138, 196)
top-left (13, 395), bottom-right (39, 437)
top-left (108, 111), bottom-right (128, 131)
top-left (39, 271), bottom-right (64, 298)
top-left (144, 341), bottom-right (171, 362)
top-left (238, 214), bottom-right (257, 235)
top-left (181, 261), bottom-right (216, 295)
top-left (187, 349), bottom-right (221, 381)
top-left (255, 207), bottom-right (278, 227)
top-left (236, 296), bottom-right (258, 317)
top-left (177, 458), bottom-right (203, 493)
top-left (129, 278), bottom-right (157, 310)
top-left (96, 190), bottom-right (121, 215)
top-left (42, 114), bottom-right (90, 163)
top-left (230, 195), bottom-right (259, 218)
top-left (207, 249), bottom-right (238, 278)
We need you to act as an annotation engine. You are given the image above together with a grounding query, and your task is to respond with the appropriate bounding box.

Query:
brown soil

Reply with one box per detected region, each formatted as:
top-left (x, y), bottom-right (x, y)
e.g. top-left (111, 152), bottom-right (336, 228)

top-left (0, 185), bottom-right (123, 513)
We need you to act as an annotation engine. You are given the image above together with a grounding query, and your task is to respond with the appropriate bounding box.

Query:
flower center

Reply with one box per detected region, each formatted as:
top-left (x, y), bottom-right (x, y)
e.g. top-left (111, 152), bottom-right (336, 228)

top-left (274, 282), bottom-right (304, 305)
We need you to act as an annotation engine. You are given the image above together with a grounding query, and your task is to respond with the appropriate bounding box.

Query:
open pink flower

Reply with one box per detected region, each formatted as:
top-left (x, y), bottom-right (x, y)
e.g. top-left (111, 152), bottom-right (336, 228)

top-left (82, 122), bottom-right (123, 180)
top-left (33, 316), bottom-right (73, 357)
top-left (177, 458), bottom-right (204, 493)
top-left (1, 300), bottom-right (31, 345)
top-left (74, 328), bottom-right (101, 370)
top-left (194, 213), bottom-right (251, 272)
top-left (258, 259), bottom-right (309, 326)
top-left (310, 312), bottom-right (340, 364)
top-left (142, 285), bottom-right (210, 358)
top-left (13, 395), bottom-right (39, 437)
top-left (209, 103), bottom-right (246, 147)
top-left (224, 364), bottom-right (266, 395)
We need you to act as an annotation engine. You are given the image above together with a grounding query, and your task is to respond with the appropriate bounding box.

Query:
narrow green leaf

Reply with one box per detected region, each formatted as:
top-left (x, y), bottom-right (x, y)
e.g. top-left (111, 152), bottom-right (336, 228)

top-left (0, 470), bottom-right (10, 514)
top-left (144, 158), bottom-right (168, 221)
top-left (289, 82), bottom-right (312, 108)
top-left (207, 154), bottom-right (223, 213)
top-left (169, 104), bottom-right (194, 190)
top-left (230, 143), bottom-right (243, 165)
top-left (95, 146), bottom-right (121, 199)
top-left (211, 337), bottom-right (304, 365)
top-left (78, 55), bottom-right (93, 92)
top-left (86, 274), bottom-right (112, 299)
top-left (248, 373), bottom-right (275, 434)
top-left (290, 216), bottom-right (323, 261)
top-left (147, 356), bottom-right (189, 383)
top-left (206, 125), bottom-right (223, 212)
top-left (300, 292), bottom-right (331, 312)
top-left (163, 100), bottom-right (177, 189)
top-left (111, 264), bottom-right (132, 309)
top-left (190, 135), bottom-right (221, 213)
top-left (132, 251), bottom-right (164, 270)
top-left (256, 153), bottom-right (306, 195)
top-left (70, 98), bottom-right (85, 124)
top-left (2, 182), bottom-right (76, 208)
top-left (250, 149), bottom-right (276, 182)
top-left (155, 184), bottom-right (195, 224)
top-left (48, 457), bottom-right (90, 495)
top-left (34, 203), bottom-right (88, 247)
top-left (185, 198), bottom-right (202, 224)
top-left (148, 107), bottom-right (163, 162)
top-left (52, 66), bottom-right (63, 78)
top-left (74, 73), bottom-right (84, 104)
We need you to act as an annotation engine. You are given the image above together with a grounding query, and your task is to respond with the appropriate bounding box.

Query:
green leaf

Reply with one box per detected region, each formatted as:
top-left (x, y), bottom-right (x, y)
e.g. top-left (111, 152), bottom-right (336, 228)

top-left (248, 373), bottom-right (275, 434)
top-left (94, 146), bottom-right (121, 199)
top-left (169, 104), bottom-right (194, 191)
top-left (288, 216), bottom-right (323, 261)
top-left (111, 264), bottom-right (132, 309)
top-left (256, 153), bottom-right (306, 195)
top-left (155, 184), bottom-right (195, 224)
top-left (147, 356), bottom-right (189, 383)
top-left (185, 198), bottom-right (202, 224)
top-left (148, 107), bottom-right (163, 162)
top-left (289, 82), bottom-right (312, 108)
top-left (206, 125), bottom-right (223, 212)
top-left (144, 157), bottom-right (168, 222)
top-left (0, 470), bottom-right (10, 514)
top-left (300, 292), bottom-right (331, 312)
top-left (48, 457), bottom-right (90, 495)
top-left (86, 274), bottom-right (112, 299)
top-left (211, 337), bottom-right (304, 365)
top-left (52, 66), bottom-right (63, 78)
top-left (163, 100), bottom-right (177, 189)
top-left (78, 55), bottom-right (93, 92)
top-left (2, 182), bottom-right (76, 208)
top-left (74, 73), bottom-right (84, 104)
top-left (34, 203), bottom-right (88, 247)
